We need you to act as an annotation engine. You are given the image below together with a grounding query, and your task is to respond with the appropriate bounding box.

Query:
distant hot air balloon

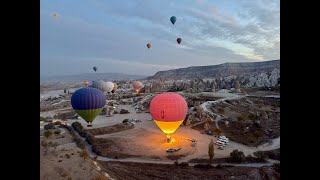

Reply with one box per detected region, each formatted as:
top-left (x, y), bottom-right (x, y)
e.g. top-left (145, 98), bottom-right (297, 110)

top-left (150, 92), bottom-right (188, 143)
top-left (105, 81), bottom-right (115, 93)
top-left (53, 13), bottom-right (59, 17)
top-left (147, 43), bottom-right (151, 49)
top-left (93, 66), bottom-right (97, 72)
top-left (170, 16), bottom-right (176, 25)
top-left (83, 80), bottom-right (89, 87)
top-left (92, 80), bottom-right (107, 92)
top-left (177, 38), bottom-right (182, 44)
top-left (133, 81), bottom-right (143, 93)
top-left (111, 83), bottom-right (118, 93)
top-left (71, 88), bottom-right (106, 127)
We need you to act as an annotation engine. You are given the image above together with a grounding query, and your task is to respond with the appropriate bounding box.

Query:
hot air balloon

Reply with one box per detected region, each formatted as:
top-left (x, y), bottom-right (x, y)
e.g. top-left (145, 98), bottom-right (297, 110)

top-left (105, 81), bottom-right (115, 93)
top-left (71, 88), bottom-right (106, 127)
top-left (133, 81), bottom-right (143, 93)
top-left (177, 38), bottom-right (182, 44)
top-left (150, 92), bottom-right (188, 143)
top-left (147, 43), bottom-right (151, 49)
top-left (92, 80), bottom-right (107, 92)
top-left (53, 13), bottom-right (59, 17)
top-left (111, 83), bottom-right (118, 93)
top-left (93, 66), bottom-right (97, 72)
top-left (83, 80), bottom-right (89, 87)
top-left (170, 16), bottom-right (176, 25)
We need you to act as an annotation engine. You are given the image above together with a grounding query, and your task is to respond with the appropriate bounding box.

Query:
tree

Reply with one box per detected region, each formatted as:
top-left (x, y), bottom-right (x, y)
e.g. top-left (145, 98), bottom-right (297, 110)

top-left (54, 129), bottom-right (61, 135)
top-left (44, 130), bottom-right (53, 138)
top-left (208, 139), bottom-right (214, 162)
top-left (213, 128), bottom-right (223, 137)
top-left (230, 149), bottom-right (245, 163)
top-left (41, 140), bottom-right (48, 153)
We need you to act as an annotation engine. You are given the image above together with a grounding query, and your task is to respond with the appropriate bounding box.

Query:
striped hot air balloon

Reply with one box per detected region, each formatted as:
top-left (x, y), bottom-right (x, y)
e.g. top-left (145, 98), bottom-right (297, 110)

top-left (150, 92), bottom-right (188, 143)
top-left (71, 88), bottom-right (106, 127)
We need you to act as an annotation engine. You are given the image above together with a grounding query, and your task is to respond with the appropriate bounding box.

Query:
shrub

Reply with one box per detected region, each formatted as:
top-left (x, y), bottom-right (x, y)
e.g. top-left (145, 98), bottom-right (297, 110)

top-left (229, 149), bottom-right (245, 163)
top-left (272, 162), bottom-right (280, 173)
top-left (79, 150), bottom-right (90, 160)
top-left (41, 140), bottom-right (48, 148)
top-left (253, 130), bottom-right (264, 139)
top-left (213, 128), bottom-right (223, 136)
top-left (248, 113), bottom-right (256, 120)
top-left (245, 154), bottom-right (256, 162)
top-left (72, 122), bottom-right (83, 132)
top-left (54, 129), bottom-right (61, 135)
top-left (75, 138), bottom-right (86, 149)
top-left (40, 116), bottom-right (47, 122)
top-left (122, 119), bottom-right (129, 123)
top-left (44, 130), bottom-right (53, 138)
top-left (119, 109), bottom-right (129, 114)
top-left (217, 107), bottom-right (225, 114)
top-left (238, 113), bottom-right (247, 121)
top-left (253, 151), bottom-right (268, 161)
top-left (44, 123), bottom-right (55, 130)
top-left (54, 121), bottom-right (62, 125)
top-left (114, 111), bottom-right (118, 114)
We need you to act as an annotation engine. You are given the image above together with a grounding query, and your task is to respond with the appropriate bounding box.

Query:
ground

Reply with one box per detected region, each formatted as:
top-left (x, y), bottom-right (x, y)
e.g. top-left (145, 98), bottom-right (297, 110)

top-left (99, 161), bottom-right (280, 180)
top-left (40, 87), bottom-right (280, 179)
top-left (40, 128), bottom-right (107, 180)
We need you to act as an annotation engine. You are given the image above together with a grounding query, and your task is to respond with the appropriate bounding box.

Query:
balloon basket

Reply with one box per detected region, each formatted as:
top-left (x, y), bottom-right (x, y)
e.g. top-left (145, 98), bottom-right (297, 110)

top-left (87, 124), bottom-right (92, 127)
top-left (166, 135), bottom-right (175, 144)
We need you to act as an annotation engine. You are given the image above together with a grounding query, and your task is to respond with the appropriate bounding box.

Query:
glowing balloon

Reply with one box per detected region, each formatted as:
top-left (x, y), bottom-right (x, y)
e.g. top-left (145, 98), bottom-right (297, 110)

top-left (150, 93), bottom-right (188, 142)
top-left (71, 88), bottom-right (106, 127)
top-left (133, 81), bottom-right (143, 93)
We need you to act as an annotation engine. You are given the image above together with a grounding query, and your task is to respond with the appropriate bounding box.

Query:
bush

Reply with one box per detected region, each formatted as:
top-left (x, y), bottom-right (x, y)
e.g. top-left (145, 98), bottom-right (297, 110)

top-left (40, 116), bottom-right (47, 122)
top-left (245, 155), bottom-right (256, 162)
top-left (122, 119), bottom-right (129, 123)
top-left (72, 122), bottom-right (83, 132)
top-left (54, 121), bottom-right (62, 125)
top-left (213, 128), bottom-right (223, 136)
top-left (41, 140), bottom-right (48, 148)
top-left (75, 138), bottom-right (86, 149)
top-left (237, 113), bottom-right (247, 121)
top-left (44, 123), bottom-right (55, 130)
top-left (54, 129), bottom-right (61, 135)
top-left (253, 151), bottom-right (268, 161)
top-left (119, 109), bottom-right (130, 114)
top-left (79, 150), bottom-right (89, 160)
top-left (272, 162), bottom-right (280, 173)
top-left (217, 107), bottom-right (225, 114)
top-left (208, 140), bottom-right (214, 161)
top-left (44, 130), bottom-right (53, 138)
top-left (229, 149), bottom-right (245, 163)
top-left (114, 111), bottom-right (118, 114)
top-left (248, 113), bottom-right (256, 120)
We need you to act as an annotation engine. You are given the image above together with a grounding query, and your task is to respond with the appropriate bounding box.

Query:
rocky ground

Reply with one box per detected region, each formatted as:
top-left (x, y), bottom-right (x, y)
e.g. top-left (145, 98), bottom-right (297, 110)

top-left (99, 161), bottom-right (280, 180)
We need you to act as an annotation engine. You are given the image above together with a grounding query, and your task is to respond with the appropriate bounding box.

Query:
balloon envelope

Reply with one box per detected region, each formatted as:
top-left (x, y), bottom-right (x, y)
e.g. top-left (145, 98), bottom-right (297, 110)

top-left (170, 16), bottom-right (176, 25)
top-left (133, 81), bottom-right (143, 93)
top-left (147, 43), bottom-right (151, 49)
top-left (150, 93), bottom-right (188, 135)
top-left (93, 66), bottom-right (97, 72)
top-left (92, 80), bottom-right (108, 92)
top-left (177, 38), bottom-right (182, 44)
top-left (112, 83), bottom-right (118, 93)
top-left (71, 88), bottom-right (106, 124)
top-left (105, 81), bottom-right (115, 93)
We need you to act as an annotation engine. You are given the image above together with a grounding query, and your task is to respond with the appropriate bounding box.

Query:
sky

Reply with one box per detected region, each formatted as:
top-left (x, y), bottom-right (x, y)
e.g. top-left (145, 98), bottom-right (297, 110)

top-left (40, 0), bottom-right (280, 77)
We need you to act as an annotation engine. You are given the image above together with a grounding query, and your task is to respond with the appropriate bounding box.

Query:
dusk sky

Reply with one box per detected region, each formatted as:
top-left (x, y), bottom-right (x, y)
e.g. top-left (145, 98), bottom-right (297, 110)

top-left (40, 0), bottom-right (280, 77)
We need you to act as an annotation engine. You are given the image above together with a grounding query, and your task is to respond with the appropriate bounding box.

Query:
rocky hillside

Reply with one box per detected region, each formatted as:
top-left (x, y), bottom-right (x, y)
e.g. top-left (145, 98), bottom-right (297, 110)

top-left (148, 60), bottom-right (279, 80)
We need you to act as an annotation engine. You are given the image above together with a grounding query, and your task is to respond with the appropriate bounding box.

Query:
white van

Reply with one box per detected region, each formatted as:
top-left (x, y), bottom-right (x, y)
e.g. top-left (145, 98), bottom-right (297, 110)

top-left (218, 139), bottom-right (229, 144)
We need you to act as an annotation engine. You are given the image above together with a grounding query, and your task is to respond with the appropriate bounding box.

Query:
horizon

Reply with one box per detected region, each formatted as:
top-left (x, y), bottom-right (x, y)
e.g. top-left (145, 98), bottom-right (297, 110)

top-left (41, 0), bottom-right (280, 77)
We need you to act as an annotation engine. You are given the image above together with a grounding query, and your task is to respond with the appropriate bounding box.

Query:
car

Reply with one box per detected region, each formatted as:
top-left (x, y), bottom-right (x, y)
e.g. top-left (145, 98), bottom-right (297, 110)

top-left (166, 148), bottom-right (175, 153)
top-left (206, 131), bottom-right (213, 135)
top-left (218, 146), bottom-right (224, 150)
